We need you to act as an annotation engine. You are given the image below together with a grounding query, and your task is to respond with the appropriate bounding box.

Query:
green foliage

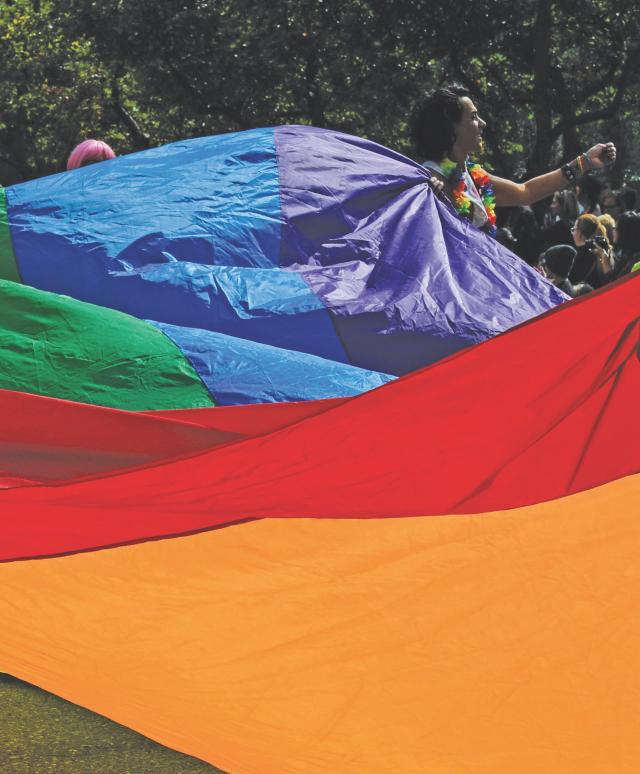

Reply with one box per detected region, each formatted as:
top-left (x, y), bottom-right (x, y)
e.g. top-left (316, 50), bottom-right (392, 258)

top-left (0, 0), bottom-right (639, 184)
top-left (0, 1), bottom-right (122, 181)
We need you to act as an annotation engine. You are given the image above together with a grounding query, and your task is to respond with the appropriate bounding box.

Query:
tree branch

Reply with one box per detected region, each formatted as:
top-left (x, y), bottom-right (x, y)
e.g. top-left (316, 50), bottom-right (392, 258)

top-left (573, 61), bottom-right (619, 106)
top-left (550, 46), bottom-right (640, 141)
top-left (303, 46), bottom-right (326, 127)
top-left (484, 63), bottom-right (530, 106)
top-left (547, 64), bottom-right (581, 158)
top-left (165, 63), bottom-right (247, 128)
top-left (111, 78), bottom-right (150, 150)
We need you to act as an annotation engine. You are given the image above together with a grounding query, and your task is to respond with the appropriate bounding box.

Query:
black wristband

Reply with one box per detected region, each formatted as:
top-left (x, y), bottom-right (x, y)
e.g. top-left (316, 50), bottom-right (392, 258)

top-left (562, 162), bottom-right (576, 183)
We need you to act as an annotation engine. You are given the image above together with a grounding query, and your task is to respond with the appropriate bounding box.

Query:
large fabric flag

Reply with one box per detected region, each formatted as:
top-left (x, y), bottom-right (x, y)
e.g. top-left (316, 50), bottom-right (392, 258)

top-left (0, 126), bottom-right (565, 407)
top-left (0, 278), bottom-right (391, 408)
top-left (0, 272), bottom-right (638, 772)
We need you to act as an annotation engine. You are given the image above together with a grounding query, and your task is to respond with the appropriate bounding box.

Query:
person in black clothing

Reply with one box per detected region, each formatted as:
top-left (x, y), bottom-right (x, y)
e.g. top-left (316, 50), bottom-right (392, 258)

top-left (576, 175), bottom-right (602, 215)
top-left (497, 206), bottom-right (542, 265)
top-left (622, 187), bottom-right (637, 212)
top-left (541, 190), bottom-right (579, 250)
top-left (539, 244), bottom-right (593, 297)
top-left (600, 189), bottom-right (625, 222)
top-left (613, 211), bottom-right (640, 278)
top-left (570, 214), bottom-right (615, 288)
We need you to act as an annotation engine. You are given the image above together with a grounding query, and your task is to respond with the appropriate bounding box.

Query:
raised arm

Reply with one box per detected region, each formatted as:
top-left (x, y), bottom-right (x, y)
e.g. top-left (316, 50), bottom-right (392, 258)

top-left (491, 143), bottom-right (616, 207)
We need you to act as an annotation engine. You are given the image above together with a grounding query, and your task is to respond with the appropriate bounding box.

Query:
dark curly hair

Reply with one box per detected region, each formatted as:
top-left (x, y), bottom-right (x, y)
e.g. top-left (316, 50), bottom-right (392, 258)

top-left (615, 211), bottom-right (640, 252)
top-left (410, 85), bottom-right (470, 160)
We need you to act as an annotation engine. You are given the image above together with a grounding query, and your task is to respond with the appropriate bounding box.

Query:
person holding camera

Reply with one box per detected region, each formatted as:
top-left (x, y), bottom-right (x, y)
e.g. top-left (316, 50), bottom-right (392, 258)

top-left (570, 214), bottom-right (615, 288)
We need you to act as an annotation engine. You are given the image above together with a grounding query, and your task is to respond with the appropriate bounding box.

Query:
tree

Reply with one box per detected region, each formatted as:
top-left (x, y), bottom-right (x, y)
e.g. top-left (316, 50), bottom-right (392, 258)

top-left (0, 0), bottom-right (128, 182)
top-left (432, 0), bottom-right (640, 179)
top-left (1, 0), bottom-right (639, 187)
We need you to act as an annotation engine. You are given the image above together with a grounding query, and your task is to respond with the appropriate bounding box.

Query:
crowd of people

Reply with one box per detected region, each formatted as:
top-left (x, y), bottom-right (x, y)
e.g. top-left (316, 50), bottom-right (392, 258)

top-left (496, 183), bottom-right (640, 298)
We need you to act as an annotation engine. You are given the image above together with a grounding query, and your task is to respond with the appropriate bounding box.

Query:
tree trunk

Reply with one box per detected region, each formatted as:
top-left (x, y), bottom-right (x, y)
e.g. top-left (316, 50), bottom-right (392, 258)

top-left (304, 47), bottom-right (326, 128)
top-left (526, 0), bottom-right (554, 178)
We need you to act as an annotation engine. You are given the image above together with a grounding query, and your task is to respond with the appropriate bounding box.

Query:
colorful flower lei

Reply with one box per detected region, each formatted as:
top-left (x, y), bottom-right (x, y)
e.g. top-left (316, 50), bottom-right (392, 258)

top-left (440, 158), bottom-right (497, 236)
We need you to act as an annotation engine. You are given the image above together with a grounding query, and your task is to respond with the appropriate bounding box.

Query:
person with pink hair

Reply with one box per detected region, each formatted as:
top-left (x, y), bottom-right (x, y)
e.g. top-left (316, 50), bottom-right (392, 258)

top-left (66, 139), bottom-right (116, 170)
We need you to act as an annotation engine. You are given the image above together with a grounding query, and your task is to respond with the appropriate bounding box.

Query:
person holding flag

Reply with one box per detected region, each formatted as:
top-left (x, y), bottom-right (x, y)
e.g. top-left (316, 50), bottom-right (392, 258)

top-left (412, 85), bottom-right (616, 236)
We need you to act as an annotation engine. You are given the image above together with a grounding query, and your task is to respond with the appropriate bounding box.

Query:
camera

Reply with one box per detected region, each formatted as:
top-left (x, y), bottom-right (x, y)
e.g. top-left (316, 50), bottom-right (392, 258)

top-left (585, 236), bottom-right (608, 251)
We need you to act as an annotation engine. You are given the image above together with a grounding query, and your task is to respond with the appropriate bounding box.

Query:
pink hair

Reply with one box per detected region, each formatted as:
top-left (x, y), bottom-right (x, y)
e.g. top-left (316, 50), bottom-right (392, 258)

top-left (66, 139), bottom-right (116, 170)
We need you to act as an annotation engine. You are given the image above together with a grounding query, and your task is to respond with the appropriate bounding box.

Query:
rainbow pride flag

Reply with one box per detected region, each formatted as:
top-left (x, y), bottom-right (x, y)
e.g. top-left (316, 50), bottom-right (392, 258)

top-left (0, 126), bottom-right (565, 407)
top-left (0, 278), bottom-right (391, 408)
top-left (0, 269), bottom-right (638, 772)
top-left (0, 128), bottom-right (636, 772)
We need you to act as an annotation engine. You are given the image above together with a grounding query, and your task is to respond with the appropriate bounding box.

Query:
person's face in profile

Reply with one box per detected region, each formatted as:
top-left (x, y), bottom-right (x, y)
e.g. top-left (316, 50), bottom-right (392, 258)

top-left (572, 221), bottom-right (586, 247)
top-left (453, 97), bottom-right (487, 157)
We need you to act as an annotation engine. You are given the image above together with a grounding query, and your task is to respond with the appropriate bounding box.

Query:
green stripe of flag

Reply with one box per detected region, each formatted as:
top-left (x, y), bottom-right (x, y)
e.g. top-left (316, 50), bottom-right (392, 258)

top-left (0, 280), bottom-right (216, 411)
